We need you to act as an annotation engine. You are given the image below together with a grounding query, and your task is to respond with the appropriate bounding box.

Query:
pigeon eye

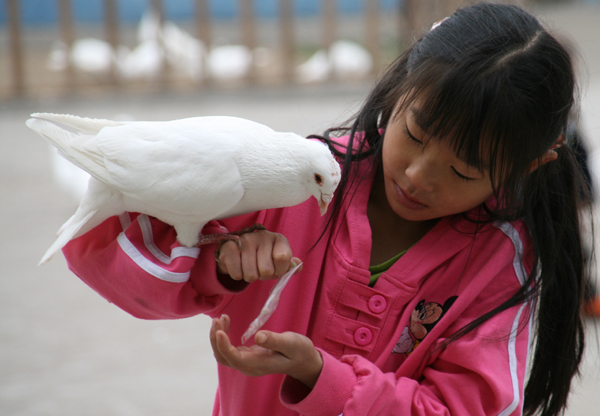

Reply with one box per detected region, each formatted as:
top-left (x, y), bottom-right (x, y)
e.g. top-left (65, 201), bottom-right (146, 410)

top-left (314, 173), bottom-right (323, 185)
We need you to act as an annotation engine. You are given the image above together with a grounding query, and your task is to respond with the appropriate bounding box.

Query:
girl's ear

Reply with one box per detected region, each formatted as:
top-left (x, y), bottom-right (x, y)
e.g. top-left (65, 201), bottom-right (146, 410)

top-left (529, 149), bottom-right (558, 173)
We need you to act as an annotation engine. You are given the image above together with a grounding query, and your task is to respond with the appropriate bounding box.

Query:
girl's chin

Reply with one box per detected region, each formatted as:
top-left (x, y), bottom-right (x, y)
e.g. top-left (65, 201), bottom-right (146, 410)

top-left (393, 207), bottom-right (436, 223)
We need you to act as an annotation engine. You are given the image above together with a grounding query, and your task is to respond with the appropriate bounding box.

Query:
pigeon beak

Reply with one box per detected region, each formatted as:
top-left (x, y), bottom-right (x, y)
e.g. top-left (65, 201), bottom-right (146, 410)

top-left (319, 193), bottom-right (333, 216)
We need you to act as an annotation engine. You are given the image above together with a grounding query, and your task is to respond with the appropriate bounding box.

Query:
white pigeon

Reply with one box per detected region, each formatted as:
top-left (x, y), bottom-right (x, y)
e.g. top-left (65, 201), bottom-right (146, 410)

top-left (46, 38), bottom-right (115, 76)
top-left (296, 40), bottom-right (373, 84)
top-left (70, 38), bottom-right (115, 75)
top-left (162, 21), bottom-right (205, 83)
top-left (26, 113), bottom-right (341, 264)
top-left (329, 40), bottom-right (373, 79)
top-left (296, 49), bottom-right (331, 83)
top-left (116, 40), bottom-right (164, 81)
top-left (207, 45), bottom-right (253, 80)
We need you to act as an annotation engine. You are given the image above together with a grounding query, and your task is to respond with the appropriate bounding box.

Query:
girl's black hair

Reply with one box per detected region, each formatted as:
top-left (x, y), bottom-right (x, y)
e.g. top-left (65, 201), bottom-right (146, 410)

top-left (310, 3), bottom-right (588, 415)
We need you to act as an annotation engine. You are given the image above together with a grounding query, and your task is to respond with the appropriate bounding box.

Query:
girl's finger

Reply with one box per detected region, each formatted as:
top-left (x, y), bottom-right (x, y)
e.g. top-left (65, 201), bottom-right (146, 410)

top-left (216, 330), bottom-right (287, 378)
top-left (239, 235), bottom-right (260, 282)
top-left (256, 236), bottom-right (276, 280)
top-left (211, 315), bottom-right (237, 366)
top-left (289, 257), bottom-right (303, 273)
top-left (220, 314), bottom-right (231, 333)
top-left (271, 234), bottom-right (294, 278)
top-left (215, 328), bottom-right (245, 367)
top-left (210, 317), bottom-right (227, 364)
top-left (255, 330), bottom-right (297, 357)
top-left (217, 241), bottom-right (243, 280)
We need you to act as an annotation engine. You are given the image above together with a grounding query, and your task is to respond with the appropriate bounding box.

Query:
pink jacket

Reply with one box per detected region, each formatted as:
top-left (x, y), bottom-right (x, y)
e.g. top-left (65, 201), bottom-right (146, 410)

top-left (63, 156), bottom-right (533, 416)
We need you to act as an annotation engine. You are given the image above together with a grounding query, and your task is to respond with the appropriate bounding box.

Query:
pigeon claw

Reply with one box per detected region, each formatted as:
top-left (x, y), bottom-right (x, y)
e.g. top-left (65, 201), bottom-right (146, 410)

top-left (198, 223), bottom-right (267, 247)
top-left (207, 223), bottom-right (268, 262)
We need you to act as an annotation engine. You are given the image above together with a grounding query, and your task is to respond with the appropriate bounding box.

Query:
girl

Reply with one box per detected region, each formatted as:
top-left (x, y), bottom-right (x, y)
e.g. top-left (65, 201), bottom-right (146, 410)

top-left (63, 3), bottom-right (588, 416)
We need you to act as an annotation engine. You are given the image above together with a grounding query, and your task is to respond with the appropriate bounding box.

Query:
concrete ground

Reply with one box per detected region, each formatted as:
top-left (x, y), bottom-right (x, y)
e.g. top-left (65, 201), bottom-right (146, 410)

top-left (1, 2), bottom-right (600, 415)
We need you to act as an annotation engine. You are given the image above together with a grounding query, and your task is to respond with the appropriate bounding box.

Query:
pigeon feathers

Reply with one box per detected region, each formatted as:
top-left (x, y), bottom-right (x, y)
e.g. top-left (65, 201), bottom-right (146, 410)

top-left (27, 113), bottom-right (341, 264)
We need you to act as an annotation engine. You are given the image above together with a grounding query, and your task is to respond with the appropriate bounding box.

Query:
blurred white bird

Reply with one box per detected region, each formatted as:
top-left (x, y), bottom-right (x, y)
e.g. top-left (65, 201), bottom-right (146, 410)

top-left (114, 7), bottom-right (165, 81)
top-left (46, 40), bottom-right (69, 71)
top-left (137, 7), bottom-right (162, 44)
top-left (296, 49), bottom-right (331, 83)
top-left (207, 45), bottom-right (253, 80)
top-left (116, 40), bottom-right (164, 81)
top-left (330, 40), bottom-right (373, 79)
top-left (26, 113), bottom-right (341, 264)
top-left (162, 21), bottom-right (205, 83)
top-left (296, 40), bottom-right (373, 83)
top-left (46, 38), bottom-right (115, 76)
top-left (71, 38), bottom-right (116, 75)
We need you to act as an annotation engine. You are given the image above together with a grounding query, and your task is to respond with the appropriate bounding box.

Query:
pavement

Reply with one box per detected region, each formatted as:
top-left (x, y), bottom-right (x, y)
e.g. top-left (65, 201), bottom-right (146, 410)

top-left (1, 2), bottom-right (600, 415)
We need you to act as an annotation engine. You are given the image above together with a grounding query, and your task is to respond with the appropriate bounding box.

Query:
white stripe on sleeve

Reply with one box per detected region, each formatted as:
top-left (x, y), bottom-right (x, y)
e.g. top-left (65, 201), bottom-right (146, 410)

top-left (494, 221), bottom-right (533, 416)
top-left (117, 231), bottom-right (192, 284)
top-left (137, 214), bottom-right (200, 264)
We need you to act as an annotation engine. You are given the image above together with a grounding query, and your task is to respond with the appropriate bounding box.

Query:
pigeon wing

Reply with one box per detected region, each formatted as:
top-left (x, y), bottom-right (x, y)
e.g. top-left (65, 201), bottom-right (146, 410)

top-left (89, 119), bottom-right (247, 222)
top-left (26, 114), bottom-right (127, 180)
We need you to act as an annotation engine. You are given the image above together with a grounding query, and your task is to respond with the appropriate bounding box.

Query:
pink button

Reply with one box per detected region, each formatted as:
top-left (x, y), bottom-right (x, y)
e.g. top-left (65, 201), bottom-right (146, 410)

top-left (368, 295), bottom-right (387, 313)
top-left (354, 327), bottom-right (373, 346)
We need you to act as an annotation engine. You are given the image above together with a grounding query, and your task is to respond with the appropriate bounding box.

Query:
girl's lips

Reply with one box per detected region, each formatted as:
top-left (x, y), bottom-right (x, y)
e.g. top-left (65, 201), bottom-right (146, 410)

top-left (394, 184), bottom-right (428, 210)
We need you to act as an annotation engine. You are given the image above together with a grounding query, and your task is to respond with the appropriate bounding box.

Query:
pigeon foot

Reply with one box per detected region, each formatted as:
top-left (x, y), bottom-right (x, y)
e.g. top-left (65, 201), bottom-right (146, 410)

top-left (204, 223), bottom-right (267, 262)
top-left (197, 223), bottom-right (267, 247)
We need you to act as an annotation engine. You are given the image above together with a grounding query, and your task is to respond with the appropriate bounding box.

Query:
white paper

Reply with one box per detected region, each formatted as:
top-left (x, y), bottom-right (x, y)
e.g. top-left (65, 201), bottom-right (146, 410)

top-left (241, 262), bottom-right (303, 344)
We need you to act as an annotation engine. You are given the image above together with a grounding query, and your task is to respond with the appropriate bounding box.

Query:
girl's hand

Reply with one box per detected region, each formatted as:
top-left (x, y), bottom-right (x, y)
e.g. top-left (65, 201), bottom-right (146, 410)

top-left (216, 228), bottom-right (301, 282)
top-left (210, 314), bottom-right (323, 389)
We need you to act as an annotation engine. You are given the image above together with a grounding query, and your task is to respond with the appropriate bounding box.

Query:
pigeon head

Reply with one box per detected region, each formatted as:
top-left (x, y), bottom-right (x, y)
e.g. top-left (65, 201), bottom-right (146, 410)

top-left (307, 146), bottom-right (341, 215)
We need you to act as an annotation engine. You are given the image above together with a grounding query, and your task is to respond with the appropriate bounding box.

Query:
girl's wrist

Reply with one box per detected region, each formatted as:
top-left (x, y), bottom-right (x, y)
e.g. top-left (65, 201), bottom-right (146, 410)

top-left (292, 348), bottom-right (323, 389)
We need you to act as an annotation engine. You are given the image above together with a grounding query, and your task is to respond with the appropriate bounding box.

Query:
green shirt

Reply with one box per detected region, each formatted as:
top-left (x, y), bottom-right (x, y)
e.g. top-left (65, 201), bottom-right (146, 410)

top-left (368, 250), bottom-right (407, 287)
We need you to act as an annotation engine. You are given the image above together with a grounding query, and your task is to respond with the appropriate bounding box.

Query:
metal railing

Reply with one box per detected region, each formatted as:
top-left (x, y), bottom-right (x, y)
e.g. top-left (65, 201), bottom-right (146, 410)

top-left (1, 0), bottom-right (529, 100)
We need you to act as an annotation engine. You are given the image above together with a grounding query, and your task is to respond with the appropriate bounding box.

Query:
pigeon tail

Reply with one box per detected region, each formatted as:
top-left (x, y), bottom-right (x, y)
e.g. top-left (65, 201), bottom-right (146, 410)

top-left (26, 118), bottom-right (108, 181)
top-left (29, 113), bottom-right (124, 135)
top-left (39, 208), bottom-right (98, 264)
top-left (40, 179), bottom-right (125, 264)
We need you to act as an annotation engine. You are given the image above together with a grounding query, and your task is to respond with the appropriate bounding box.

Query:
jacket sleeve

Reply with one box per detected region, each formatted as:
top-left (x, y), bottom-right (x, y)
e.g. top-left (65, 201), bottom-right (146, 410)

top-left (62, 212), bottom-right (260, 320)
top-left (280, 300), bottom-right (532, 416)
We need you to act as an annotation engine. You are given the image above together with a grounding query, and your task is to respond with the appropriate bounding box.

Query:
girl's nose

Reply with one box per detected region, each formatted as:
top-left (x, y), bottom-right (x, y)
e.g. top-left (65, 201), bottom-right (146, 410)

top-left (405, 155), bottom-right (436, 193)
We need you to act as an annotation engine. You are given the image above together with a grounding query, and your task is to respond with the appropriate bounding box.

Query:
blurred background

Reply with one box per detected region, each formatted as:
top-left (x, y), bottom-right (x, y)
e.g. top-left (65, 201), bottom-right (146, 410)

top-left (1, 0), bottom-right (599, 415)
top-left (0, 0), bottom-right (540, 99)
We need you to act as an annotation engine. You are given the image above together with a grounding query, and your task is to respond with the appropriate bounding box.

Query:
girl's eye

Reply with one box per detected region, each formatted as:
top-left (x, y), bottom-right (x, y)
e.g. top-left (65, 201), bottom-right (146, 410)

top-left (452, 167), bottom-right (476, 182)
top-left (405, 125), bottom-right (423, 145)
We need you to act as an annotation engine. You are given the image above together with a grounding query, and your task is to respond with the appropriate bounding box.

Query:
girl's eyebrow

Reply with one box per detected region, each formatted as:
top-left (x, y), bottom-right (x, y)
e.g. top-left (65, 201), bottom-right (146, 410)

top-left (409, 107), bottom-right (489, 173)
top-left (409, 108), bottom-right (429, 133)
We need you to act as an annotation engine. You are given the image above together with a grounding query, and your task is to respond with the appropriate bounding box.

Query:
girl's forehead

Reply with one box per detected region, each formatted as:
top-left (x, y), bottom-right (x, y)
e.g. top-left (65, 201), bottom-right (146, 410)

top-left (406, 107), bottom-right (429, 132)
top-left (399, 101), bottom-right (491, 172)
top-left (393, 93), bottom-right (440, 131)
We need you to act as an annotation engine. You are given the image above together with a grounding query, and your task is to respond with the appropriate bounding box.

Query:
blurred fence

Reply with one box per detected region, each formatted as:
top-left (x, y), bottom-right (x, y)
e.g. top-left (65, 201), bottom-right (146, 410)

top-left (1, 0), bottom-right (530, 100)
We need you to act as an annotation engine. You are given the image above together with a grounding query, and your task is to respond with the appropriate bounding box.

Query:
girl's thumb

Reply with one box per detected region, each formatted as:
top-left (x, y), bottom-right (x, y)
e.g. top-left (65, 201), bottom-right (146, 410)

top-left (255, 331), bottom-right (269, 345)
top-left (290, 257), bottom-right (303, 273)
